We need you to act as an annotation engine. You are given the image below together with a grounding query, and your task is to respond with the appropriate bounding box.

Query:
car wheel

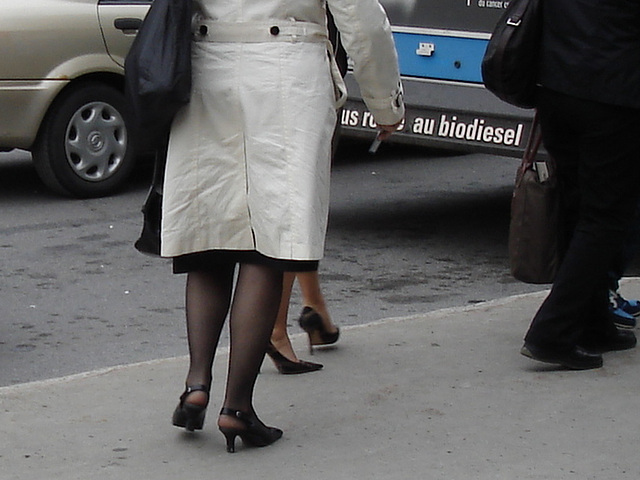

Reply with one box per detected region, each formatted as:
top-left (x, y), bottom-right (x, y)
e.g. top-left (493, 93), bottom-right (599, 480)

top-left (33, 82), bottom-right (136, 198)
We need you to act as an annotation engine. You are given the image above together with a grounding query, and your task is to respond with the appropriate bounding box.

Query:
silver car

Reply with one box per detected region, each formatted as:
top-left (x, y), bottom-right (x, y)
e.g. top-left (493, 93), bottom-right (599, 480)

top-left (0, 0), bottom-right (151, 197)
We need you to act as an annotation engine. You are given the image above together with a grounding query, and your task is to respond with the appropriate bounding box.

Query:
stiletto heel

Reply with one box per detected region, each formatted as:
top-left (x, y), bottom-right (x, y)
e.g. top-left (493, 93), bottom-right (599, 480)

top-left (265, 341), bottom-right (323, 374)
top-left (218, 407), bottom-right (283, 453)
top-left (298, 307), bottom-right (340, 355)
top-left (172, 384), bottom-right (210, 431)
top-left (221, 430), bottom-right (238, 453)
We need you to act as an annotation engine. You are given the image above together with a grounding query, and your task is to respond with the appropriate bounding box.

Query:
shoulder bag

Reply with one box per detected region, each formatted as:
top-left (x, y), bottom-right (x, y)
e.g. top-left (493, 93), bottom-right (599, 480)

top-left (124, 0), bottom-right (193, 150)
top-left (481, 0), bottom-right (542, 109)
top-left (127, 0), bottom-right (192, 256)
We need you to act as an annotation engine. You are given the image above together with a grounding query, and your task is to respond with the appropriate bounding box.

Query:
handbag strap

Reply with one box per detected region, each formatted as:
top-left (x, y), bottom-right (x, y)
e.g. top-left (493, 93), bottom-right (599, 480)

top-left (521, 111), bottom-right (543, 170)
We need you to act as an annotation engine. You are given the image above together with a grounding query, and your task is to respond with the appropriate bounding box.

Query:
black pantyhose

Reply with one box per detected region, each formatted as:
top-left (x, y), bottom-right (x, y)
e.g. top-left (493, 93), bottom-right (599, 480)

top-left (182, 263), bottom-right (283, 417)
top-left (223, 263), bottom-right (283, 414)
top-left (184, 267), bottom-right (235, 391)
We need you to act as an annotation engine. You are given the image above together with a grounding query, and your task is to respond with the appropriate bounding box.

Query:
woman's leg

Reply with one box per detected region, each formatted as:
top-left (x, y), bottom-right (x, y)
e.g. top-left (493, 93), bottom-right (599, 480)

top-left (270, 272), bottom-right (299, 361)
top-left (182, 267), bottom-right (235, 406)
top-left (298, 270), bottom-right (338, 333)
top-left (220, 263), bottom-right (283, 418)
top-left (267, 271), bottom-right (324, 373)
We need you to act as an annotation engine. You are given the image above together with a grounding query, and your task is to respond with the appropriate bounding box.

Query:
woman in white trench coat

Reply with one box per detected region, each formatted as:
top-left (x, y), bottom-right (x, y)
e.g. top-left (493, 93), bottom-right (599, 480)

top-left (166, 0), bottom-right (404, 453)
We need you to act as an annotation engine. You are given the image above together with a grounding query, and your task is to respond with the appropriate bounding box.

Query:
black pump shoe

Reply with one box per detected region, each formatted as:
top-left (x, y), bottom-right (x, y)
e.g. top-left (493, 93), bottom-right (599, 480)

top-left (218, 408), bottom-right (283, 453)
top-left (172, 384), bottom-right (210, 431)
top-left (298, 306), bottom-right (340, 355)
top-left (265, 342), bottom-right (323, 374)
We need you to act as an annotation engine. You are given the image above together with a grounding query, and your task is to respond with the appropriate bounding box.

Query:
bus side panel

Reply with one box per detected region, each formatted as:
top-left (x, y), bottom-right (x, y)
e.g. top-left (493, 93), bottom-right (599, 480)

top-left (341, 76), bottom-right (533, 158)
top-left (394, 32), bottom-right (487, 83)
top-left (340, 0), bottom-right (536, 158)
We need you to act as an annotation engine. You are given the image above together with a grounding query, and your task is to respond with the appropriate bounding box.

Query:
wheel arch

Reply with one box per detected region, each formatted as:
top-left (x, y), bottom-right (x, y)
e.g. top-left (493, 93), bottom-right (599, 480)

top-left (33, 72), bottom-right (126, 143)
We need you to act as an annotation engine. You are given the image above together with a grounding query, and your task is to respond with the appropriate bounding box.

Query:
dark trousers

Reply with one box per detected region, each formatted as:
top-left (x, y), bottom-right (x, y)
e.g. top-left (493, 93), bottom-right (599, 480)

top-left (524, 89), bottom-right (640, 350)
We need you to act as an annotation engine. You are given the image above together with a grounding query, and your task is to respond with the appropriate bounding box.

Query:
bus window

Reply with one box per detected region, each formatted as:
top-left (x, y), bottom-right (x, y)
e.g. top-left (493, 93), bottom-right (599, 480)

top-left (340, 0), bottom-right (534, 158)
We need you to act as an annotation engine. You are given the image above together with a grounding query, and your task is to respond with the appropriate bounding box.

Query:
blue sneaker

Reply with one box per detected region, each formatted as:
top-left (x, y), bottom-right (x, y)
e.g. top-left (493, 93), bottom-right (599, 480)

top-left (610, 307), bottom-right (637, 329)
top-left (610, 290), bottom-right (640, 316)
top-left (609, 290), bottom-right (638, 329)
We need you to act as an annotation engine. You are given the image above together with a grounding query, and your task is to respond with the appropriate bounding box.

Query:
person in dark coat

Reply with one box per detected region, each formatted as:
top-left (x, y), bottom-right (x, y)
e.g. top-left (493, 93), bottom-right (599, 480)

top-left (521, 0), bottom-right (640, 369)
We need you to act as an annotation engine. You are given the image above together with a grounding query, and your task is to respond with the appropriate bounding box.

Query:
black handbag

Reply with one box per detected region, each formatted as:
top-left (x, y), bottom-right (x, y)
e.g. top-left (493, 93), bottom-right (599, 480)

top-left (127, 0), bottom-right (192, 255)
top-left (124, 0), bottom-right (193, 150)
top-left (134, 137), bottom-right (167, 256)
top-left (481, 0), bottom-right (542, 109)
top-left (508, 113), bottom-right (560, 284)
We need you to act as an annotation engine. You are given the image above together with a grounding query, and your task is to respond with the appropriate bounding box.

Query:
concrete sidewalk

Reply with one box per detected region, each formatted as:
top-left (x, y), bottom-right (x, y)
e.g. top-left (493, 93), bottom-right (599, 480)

top-left (3, 282), bottom-right (640, 480)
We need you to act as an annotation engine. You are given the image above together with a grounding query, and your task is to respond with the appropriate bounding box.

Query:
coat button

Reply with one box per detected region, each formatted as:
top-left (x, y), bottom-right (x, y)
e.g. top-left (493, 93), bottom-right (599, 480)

top-left (270, 26), bottom-right (280, 35)
top-left (199, 25), bottom-right (208, 36)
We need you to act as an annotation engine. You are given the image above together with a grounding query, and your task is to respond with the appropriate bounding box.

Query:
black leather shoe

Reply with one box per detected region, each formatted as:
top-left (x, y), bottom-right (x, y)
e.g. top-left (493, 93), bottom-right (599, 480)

top-left (172, 384), bottom-right (210, 431)
top-left (579, 329), bottom-right (637, 353)
top-left (520, 343), bottom-right (603, 370)
top-left (265, 342), bottom-right (323, 374)
top-left (298, 307), bottom-right (340, 355)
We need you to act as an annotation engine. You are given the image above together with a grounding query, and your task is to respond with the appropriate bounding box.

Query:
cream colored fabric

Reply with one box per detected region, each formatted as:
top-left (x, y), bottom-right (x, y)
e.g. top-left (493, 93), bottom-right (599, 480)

top-left (161, 0), bottom-right (404, 260)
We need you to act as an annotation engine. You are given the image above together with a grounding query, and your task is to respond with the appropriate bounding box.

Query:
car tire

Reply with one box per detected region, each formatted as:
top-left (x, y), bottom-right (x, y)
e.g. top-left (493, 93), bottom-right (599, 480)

top-left (32, 81), bottom-right (136, 198)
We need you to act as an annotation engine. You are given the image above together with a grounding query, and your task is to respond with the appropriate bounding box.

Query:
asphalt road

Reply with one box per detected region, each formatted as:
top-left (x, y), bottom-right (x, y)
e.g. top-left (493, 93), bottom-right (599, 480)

top-left (0, 140), bottom-right (545, 386)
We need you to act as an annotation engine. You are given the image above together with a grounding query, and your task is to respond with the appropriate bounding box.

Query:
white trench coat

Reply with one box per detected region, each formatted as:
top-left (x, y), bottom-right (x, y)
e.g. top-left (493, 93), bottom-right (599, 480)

top-left (161, 0), bottom-right (405, 260)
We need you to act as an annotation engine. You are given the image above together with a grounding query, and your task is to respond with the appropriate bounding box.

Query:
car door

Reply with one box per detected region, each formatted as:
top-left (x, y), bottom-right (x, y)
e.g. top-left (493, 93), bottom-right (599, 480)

top-left (98, 0), bottom-right (152, 68)
top-left (0, 0), bottom-right (105, 81)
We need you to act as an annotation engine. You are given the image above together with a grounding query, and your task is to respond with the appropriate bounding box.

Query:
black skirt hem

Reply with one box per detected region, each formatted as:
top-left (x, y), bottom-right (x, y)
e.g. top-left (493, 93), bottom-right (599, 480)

top-left (172, 250), bottom-right (319, 274)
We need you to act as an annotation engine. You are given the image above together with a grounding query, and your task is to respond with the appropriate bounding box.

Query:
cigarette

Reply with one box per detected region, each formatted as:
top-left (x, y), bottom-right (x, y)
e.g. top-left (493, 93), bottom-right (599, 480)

top-left (368, 134), bottom-right (383, 154)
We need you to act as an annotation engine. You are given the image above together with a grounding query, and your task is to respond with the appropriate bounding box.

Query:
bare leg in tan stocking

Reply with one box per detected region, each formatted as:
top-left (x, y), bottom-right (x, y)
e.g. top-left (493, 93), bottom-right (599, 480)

top-left (270, 272), bottom-right (299, 361)
top-left (297, 270), bottom-right (338, 334)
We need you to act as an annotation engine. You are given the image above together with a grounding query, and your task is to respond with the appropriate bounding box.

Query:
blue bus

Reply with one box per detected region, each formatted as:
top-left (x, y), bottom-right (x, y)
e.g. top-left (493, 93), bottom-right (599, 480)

top-left (341, 0), bottom-right (532, 158)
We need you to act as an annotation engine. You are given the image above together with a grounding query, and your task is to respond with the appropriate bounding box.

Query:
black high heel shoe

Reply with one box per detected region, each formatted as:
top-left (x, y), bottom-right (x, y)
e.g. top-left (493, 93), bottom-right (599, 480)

top-left (218, 408), bottom-right (283, 453)
top-left (298, 306), bottom-right (340, 355)
top-left (265, 341), bottom-right (323, 374)
top-left (172, 384), bottom-right (210, 431)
